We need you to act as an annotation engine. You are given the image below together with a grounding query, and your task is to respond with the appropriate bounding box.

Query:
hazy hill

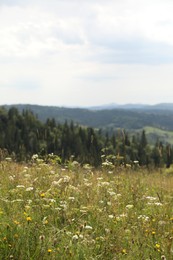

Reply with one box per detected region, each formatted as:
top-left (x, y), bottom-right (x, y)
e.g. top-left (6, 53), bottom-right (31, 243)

top-left (2, 104), bottom-right (173, 133)
top-left (87, 103), bottom-right (173, 111)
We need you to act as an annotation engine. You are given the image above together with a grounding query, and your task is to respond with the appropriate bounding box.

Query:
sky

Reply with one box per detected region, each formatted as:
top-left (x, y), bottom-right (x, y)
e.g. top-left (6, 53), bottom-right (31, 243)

top-left (1, 0), bottom-right (173, 107)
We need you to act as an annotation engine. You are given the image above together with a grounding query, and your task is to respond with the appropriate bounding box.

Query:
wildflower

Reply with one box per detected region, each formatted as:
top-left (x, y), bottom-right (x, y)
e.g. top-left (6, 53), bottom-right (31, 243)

top-left (26, 216), bottom-right (32, 222)
top-left (138, 215), bottom-right (149, 222)
top-left (145, 196), bottom-right (157, 201)
top-left (154, 202), bottom-right (162, 206)
top-left (155, 243), bottom-right (160, 249)
top-left (32, 154), bottom-right (38, 160)
top-left (133, 160), bottom-right (139, 164)
top-left (68, 197), bottom-right (75, 201)
top-left (26, 187), bottom-right (34, 191)
top-left (40, 193), bottom-right (45, 198)
top-left (85, 225), bottom-right (93, 230)
top-left (14, 220), bottom-right (20, 225)
top-left (161, 255), bottom-right (166, 260)
top-left (39, 235), bottom-right (45, 242)
top-left (152, 231), bottom-right (156, 235)
top-left (108, 191), bottom-right (116, 196)
top-left (126, 204), bottom-right (134, 209)
top-left (122, 249), bottom-right (127, 254)
top-left (16, 185), bottom-right (25, 188)
top-left (9, 176), bottom-right (14, 181)
top-left (72, 234), bottom-right (78, 242)
top-left (48, 249), bottom-right (52, 254)
top-left (43, 217), bottom-right (48, 225)
top-left (5, 157), bottom-right (12, 162)
top-left (25, 205), bottom-right (30, 211)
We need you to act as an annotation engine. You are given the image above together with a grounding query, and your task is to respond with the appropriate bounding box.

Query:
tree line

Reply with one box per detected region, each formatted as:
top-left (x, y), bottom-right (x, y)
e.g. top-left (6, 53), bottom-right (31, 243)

top-left (0, 107), bottom-right (172, 168)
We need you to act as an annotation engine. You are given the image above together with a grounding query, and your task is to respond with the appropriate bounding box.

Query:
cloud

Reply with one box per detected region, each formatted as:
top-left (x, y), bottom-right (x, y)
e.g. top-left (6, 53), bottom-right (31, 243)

top-left (1, 0), bottom-right (173, 64)
top-left (1, 0), bottom-right (173, 107)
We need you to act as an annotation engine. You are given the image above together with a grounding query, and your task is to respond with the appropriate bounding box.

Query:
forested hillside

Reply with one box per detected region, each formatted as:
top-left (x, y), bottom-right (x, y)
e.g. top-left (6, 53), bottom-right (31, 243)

top-left (0, 107), bottom-right (173, 168)
top-left (3, 104), bottom-right (173, 131)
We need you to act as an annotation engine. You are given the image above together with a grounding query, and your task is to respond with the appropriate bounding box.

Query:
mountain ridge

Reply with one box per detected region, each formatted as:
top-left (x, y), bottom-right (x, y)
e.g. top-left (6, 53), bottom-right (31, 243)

top-left (2, 103), bottom-right (173, 132)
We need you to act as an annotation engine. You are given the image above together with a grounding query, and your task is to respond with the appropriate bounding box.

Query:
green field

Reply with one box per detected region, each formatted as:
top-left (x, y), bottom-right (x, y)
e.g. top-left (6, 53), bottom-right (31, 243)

top-left (143, 126), bottom-right (173, 145)
top-left (0, 159), bottom-right (173, 259)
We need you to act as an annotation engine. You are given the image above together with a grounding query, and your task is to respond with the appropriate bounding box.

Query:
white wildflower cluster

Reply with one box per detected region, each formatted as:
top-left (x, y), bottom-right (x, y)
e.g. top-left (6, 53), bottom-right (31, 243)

top-left (26, 187), bottom-right (34, 191)
top-left (32, 154), bottom-right (38, 160)
top-left (144, 196), bottom-right (163, 206)
top-left (126, 204), bottom-right (134, 210)
top-left (98, 181), bottom-right (110, 187)
top-left (51, 175), bottom-right (70, 187)
top-left (138, 215), bottom-right (150, 222)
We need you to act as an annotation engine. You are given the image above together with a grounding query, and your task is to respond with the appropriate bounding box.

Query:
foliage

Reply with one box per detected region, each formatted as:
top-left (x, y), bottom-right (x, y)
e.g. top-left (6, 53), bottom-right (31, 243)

top-left (1, 107), bottom-right (173, 168)
top-left (3, 104), bottom-right (173, 131)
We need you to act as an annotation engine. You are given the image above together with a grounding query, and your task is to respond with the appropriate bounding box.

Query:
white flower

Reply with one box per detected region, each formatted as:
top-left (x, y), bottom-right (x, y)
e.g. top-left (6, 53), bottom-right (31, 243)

top-left (126, 204), bottom-right (134, 209)
top-left (26, 187), bottom-right (34, 191)
top-left (16, 185), bottom-right (25, 188)
top-left (108, 191), bottom-right (116, 196)
top-left (68, 197), bottom-right (75, 201)
top-left (32, 154), bottom-right (38, 160)
top-left (145, 196), bottom-right (157, 201)
top-left (72, 235), bottom-right (78, 241)
top-left (138, 215), bottom-right (149, 221)
top-left (5, 157), bottom-right (12, 161)
top-left (9, 176), bottom-right (14, 181)
top-left (85, 225), bottom-right (93, 230)
top-left (51, 180), bottom-right (61, 187)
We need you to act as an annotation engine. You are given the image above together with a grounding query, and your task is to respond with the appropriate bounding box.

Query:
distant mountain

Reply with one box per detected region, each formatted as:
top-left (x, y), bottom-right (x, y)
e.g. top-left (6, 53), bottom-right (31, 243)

top-left (88, 103), bottom-right (173, 111)
top-left (88, 103), bottom-right (150, 110)
top-left (2, 103), bottom-right (173, 132)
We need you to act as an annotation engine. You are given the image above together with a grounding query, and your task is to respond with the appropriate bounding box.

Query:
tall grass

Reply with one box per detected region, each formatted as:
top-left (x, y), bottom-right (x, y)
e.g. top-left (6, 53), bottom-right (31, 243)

top-left (0, 160), bottom-right (172, 259)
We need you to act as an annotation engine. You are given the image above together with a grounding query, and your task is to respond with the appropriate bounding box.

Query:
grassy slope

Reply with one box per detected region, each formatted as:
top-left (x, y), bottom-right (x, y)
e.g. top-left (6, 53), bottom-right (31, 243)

top-left (143, 126), bottom-right (173, 145)
top-left (0, 160), bottom-right (173, 259)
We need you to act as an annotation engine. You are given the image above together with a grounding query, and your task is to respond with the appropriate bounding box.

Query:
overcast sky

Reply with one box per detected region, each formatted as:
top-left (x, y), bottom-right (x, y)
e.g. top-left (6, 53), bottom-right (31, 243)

top-left (1, 0), bottom-right (173, 107)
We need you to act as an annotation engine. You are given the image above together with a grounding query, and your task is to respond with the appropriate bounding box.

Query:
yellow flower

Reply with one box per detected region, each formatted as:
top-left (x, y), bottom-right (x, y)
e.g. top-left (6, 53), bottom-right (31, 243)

top-left (40, 193), bottom-right (45, 198)
top-left (155, 244), bottom-right (160, 249)
top-left (43, 219), bottom-right (48, 225)
top-left (122, 249), bottom-right (127, 254)
top-left (48, 249), bottom-right (52, 253)
top-left (26, 216), bottom-right (32, 222)
top-left (14, 220), bottom-right (20, 225)
top-left (152, 231), bottom-right (156, 235)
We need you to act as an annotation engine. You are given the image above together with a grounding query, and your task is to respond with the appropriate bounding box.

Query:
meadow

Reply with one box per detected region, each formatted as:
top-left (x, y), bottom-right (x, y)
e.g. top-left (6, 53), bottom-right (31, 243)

top-left (0, 157), bottom-right (173, 259)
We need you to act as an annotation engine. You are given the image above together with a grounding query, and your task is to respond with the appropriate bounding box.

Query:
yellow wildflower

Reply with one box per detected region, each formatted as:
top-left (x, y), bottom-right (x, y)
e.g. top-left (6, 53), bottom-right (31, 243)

top-left (155, 243), bottom-right (161, 252)
top-left (26, 216), bottom-right (32, 222)
top-left (14, 220), bottom-right (20, 225)
top-left (122, 249), bottom-right (127, 254)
